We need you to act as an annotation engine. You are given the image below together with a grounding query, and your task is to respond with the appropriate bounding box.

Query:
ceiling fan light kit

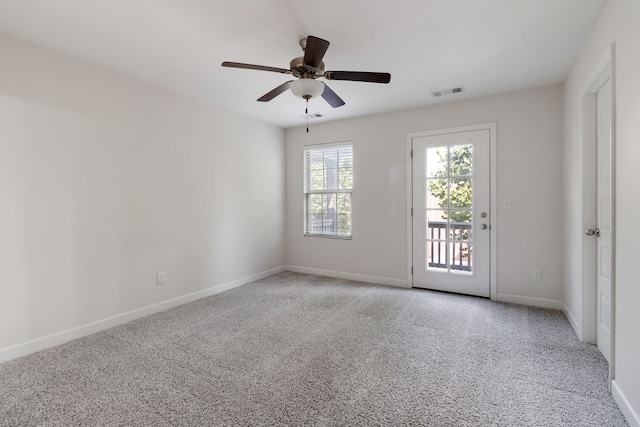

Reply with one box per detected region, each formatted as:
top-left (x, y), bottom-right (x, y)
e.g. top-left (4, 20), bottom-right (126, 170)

top-left (289, 79), bottom-right (324, 100)
top-left (222, 35), bottom-right (391, 131)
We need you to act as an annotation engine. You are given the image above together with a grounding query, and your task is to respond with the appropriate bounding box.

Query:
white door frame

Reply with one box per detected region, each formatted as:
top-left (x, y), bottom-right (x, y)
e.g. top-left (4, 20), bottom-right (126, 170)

top-left (406, 122), bottom-right (497, 299)
top-left (579, 43), bottom-right (616, 381)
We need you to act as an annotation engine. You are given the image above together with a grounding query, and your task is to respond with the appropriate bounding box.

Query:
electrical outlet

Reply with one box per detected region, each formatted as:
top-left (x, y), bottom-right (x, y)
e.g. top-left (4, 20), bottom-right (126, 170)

top-left (532, 269), bottom-right (542, 281)
top-left (320, 249), bottom-right (326, 258)
top-left (157, 272), bottom-right (166, 285)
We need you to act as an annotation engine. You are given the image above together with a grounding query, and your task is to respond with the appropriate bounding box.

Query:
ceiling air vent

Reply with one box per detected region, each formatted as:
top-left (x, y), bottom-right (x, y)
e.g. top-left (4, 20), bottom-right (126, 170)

top-left (299, 112), bottom-right (324, 120)
top-left (430, 85), bottom-right (465, 98)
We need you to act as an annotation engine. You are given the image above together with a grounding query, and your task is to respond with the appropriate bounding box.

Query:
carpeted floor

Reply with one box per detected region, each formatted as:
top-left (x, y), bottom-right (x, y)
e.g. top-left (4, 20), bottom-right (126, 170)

top-left (0, 272), bottom-right (628, 426)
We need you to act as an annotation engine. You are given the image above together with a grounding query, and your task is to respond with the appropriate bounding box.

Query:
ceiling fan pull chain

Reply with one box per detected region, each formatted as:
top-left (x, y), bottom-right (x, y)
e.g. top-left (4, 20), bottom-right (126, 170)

top-left (306, 99), bottom-right (309, 133)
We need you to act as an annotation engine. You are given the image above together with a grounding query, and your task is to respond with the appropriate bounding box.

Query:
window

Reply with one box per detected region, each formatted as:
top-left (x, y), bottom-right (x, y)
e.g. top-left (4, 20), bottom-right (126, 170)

top-left (304, 142), bottom-right (353, 238)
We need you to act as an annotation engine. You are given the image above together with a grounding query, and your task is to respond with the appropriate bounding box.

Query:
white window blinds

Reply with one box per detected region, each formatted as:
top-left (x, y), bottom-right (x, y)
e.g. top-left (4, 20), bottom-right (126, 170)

top-left (304, 142), bottom-right (353, 238)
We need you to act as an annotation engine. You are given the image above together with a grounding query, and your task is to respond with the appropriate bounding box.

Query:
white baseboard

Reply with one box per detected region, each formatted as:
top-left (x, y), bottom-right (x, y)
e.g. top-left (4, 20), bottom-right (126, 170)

top-left (0, 266), bottom-right (286, 364)
top-left (286, 265), bottom-right (410, 288)
top-left (612, 380), bottom-right (640, 427)
top-left (495, 293), bottom-right (564, 310)
top-left (562, 302), bottom-right (583, 340)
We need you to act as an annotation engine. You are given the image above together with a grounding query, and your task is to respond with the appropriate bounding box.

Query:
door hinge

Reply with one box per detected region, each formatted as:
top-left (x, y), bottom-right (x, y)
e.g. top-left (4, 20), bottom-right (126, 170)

top-left (410, 149), bottom-right (413, 158)
top-left (411, 208), bottom-right (413, 217)
top-left (411, 266), bottom-right (414, 275)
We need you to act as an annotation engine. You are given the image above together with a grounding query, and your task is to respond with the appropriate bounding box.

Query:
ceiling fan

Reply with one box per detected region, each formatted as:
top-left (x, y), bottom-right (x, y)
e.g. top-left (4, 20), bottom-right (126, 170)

top-left (221, 35), bottom-right (391, 109)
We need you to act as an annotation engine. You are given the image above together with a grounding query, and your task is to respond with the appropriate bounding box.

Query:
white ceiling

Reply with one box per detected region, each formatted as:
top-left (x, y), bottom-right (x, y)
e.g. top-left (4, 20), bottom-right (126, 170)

top-left (0, 0), bottom-right (605, 128)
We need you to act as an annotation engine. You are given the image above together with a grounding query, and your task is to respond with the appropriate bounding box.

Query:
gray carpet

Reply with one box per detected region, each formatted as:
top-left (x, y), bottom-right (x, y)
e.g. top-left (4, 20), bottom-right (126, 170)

top-left (0, 272), bottom-right (628, 426)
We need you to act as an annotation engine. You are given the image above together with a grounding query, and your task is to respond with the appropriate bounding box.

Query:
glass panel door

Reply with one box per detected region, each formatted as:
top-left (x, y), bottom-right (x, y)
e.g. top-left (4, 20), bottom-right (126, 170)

top-left (425, 144), bottom-right (473, 274)
top-left (412, 128), bottom-right (491, 297)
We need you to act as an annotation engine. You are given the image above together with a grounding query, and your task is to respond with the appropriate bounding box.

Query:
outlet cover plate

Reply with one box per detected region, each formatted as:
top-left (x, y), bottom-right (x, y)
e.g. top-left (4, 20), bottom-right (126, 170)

top-left (532, 269), bottom-right (542, 281)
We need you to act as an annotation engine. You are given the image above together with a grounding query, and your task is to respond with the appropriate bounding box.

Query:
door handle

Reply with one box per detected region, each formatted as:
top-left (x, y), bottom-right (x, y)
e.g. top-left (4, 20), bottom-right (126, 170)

top-left (585, 228), bottom-right (600, 237)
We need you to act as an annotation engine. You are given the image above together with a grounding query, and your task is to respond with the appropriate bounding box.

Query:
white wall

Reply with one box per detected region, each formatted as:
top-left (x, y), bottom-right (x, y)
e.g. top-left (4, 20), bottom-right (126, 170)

top-left (286, 84), bottom-right (564, 305)
top-left (0, 34), bottom-right (286, 356)
top-left (563, 0), bottom-right (640, 424)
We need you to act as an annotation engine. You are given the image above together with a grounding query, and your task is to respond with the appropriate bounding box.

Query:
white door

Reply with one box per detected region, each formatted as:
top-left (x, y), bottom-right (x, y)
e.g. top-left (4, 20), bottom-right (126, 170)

top-left (412, 129), bottom-right (491, 297)
top-left (596, 79), bottom-right (612, 362)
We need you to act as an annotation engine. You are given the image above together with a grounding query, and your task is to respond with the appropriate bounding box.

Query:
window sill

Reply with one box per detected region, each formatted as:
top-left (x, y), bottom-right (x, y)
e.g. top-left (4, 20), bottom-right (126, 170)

top-left (304, 234), bottom-right (352, 240)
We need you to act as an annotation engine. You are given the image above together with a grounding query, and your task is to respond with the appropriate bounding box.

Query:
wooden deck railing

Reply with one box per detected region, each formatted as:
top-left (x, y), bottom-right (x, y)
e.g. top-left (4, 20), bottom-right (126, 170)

top-left (428, 221), bottom-right (472, 271)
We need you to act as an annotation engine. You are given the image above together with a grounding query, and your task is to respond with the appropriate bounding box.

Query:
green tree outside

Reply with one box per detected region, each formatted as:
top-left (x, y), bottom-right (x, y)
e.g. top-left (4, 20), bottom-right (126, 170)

top-left (427, 145), bottom-right (473, 246)
top-left (427, 144), bottom-right (473, 223)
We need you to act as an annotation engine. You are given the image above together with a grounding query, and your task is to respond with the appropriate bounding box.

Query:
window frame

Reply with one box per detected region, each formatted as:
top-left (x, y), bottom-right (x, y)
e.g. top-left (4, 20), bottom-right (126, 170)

top-left (303, 141), bottom-right (353, 239)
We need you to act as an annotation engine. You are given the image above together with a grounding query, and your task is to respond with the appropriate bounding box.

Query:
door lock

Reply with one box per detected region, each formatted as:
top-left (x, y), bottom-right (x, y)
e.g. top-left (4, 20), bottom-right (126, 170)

top-left (481, 224), bottom-right (488, 230)
top-left (585, 228), bottom-right (600, 237)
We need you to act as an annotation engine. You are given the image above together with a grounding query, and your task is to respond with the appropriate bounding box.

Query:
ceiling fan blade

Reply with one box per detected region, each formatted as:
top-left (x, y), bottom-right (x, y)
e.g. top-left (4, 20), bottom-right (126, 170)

top-left (321, 83), bottom-right (345, 108)
top-left (222, 61), bottom-right (291, 74)
top-left (303, 36), bottom-right (330, 68)
top-left (324, 71), bottom-right (391, 84)
top-left (257, 81), bottom-right (293, 102)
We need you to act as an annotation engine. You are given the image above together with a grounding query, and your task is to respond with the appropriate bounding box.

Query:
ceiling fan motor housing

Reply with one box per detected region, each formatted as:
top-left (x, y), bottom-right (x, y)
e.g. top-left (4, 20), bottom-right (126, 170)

top-left (290, 57), bottom-right (324, 78)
